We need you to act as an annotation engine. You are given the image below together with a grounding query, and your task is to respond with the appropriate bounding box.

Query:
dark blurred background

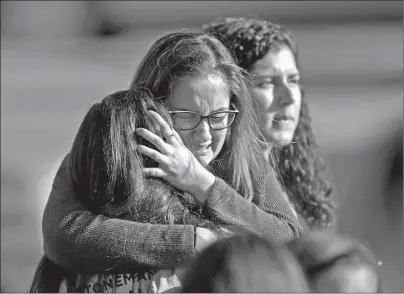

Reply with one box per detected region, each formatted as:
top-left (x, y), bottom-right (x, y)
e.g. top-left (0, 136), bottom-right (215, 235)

top-left (1, 1), bottom-right (403, 292)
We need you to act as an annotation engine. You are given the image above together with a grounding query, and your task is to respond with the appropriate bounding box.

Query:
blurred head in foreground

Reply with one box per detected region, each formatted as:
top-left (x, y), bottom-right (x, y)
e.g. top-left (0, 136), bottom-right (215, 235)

top-left (181, 231), bottom-right (309, 293)
top-left (288, 230), bottom-right (381, 292)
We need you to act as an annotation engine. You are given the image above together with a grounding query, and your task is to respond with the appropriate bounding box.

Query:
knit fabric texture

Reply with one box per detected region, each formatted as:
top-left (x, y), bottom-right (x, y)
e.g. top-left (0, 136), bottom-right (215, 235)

top-left (42, 154), bottom-right (302, 274)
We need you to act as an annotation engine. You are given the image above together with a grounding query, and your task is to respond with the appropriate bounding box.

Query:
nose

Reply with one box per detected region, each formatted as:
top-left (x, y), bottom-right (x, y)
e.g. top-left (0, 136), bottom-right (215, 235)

top-left (193, 118), bottom-right (212, 141)
top-left (275, 81), bottom-right (294, 106)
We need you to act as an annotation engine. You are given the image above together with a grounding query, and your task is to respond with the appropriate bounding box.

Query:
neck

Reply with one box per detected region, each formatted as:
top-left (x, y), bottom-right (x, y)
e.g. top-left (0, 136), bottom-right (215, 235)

top-left (259, 141), bottom-right (272, 162)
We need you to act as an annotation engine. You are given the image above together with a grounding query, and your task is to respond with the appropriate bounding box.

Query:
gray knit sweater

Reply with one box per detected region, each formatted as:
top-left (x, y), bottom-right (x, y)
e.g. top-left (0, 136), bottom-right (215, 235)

top-left (42, 154), bottom-right (302, 274)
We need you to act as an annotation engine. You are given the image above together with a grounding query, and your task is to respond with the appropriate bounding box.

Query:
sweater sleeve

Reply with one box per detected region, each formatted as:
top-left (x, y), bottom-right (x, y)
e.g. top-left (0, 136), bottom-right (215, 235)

top-left (203, 166), bottom-right (303, 243)
top-left (42, 154), bottom-right (196, 274)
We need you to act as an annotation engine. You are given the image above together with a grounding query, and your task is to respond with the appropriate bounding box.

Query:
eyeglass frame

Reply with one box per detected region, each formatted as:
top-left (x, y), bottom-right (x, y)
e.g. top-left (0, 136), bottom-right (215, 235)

top-left (168, 109), bottom-right (239, 131)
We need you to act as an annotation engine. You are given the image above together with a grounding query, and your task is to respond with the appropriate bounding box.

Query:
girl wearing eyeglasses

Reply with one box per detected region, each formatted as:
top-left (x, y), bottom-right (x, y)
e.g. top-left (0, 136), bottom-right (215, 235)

top-left (38, 30), bottom-right (302, 291)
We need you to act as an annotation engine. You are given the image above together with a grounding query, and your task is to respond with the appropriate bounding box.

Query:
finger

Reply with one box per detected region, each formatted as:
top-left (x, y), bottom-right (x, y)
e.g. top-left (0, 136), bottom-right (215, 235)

top-left (136, 128), bottom-right (171, 154)
top-left (143, 168), bottom-right (168, 179)
top-left (172, 129), bottom-right (184, 145)
top-left (148, 111), bottom-right (176, 142)
top-left (137, 144), bottom-right (170, 166)
top-left (148, 113), bottom-right (162, 135)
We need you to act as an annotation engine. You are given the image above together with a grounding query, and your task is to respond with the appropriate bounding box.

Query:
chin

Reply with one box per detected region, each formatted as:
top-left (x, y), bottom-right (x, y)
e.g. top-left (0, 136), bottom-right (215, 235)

top-left (197, 154), bottom-right (213, 166)
top-left (262, 127), bottom-right (294, 147)
top-left (267, 133), bottom-right (294, 148)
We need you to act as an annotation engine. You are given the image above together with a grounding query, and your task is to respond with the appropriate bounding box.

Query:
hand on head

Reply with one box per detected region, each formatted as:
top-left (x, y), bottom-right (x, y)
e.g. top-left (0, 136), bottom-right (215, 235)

top-left (131, 30), bottom-right (265, 202)
top-left (136, 110), bottom-right (216, 204)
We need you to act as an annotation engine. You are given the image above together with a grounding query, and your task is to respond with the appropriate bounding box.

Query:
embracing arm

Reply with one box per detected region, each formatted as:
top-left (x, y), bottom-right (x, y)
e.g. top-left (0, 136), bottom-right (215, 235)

top-left (42, 154), bottom-right (196, 274)
top-left (202, 166), bottom-right (303, 243)
top-left (134, 111), bottom-right (298, 242)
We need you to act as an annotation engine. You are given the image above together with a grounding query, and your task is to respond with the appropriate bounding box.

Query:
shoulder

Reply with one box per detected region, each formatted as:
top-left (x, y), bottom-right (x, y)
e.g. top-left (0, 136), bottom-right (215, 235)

top-left (253, 154), bottom-right (275, 181)
top-left (297, 214), bottom-right (310, 233)
top-left (254, 158), bottom-right (281, 192)
top-left (50, 152), bottom-right (72, 192)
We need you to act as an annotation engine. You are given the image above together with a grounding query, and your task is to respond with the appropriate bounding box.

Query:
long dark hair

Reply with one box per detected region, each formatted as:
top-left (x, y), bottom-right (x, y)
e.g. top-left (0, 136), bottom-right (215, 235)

top-left (203, 17), bottom-right (334, 228)
top-left (29, 89), bottom-right (217, 292)
top-left (69, 89), bottom-right (215, 226)
top-left (181, 230), bottom-right (310, 293)
top-left (130, 30), bottom-right (265, 202)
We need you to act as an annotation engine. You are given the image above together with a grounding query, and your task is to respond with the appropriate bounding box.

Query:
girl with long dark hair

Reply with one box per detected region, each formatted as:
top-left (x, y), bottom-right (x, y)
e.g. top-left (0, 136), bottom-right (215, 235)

top-left (31, 89), bottom-right (221, 292)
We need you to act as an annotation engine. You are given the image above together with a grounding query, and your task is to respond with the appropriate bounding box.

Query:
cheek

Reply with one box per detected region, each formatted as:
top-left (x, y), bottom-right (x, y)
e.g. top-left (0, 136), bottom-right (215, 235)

top-left (294, 88), bottom-right (302, 110)
top-left (176, 130), bottom-right (191, 144)
top-left (250, 89), bottom-right (274, 110)
top-left (212, 129), bottom-right (228, 147)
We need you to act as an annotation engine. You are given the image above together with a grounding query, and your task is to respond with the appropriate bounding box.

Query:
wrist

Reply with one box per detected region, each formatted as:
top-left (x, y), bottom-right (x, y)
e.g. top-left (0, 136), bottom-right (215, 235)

top-left (190, 163), bottom-right (215, 204)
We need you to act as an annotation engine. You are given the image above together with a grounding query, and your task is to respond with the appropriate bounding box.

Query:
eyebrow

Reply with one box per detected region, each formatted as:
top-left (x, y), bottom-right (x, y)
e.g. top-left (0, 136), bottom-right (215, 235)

top-left (252, 72), bottom-right (300, 79)
top-left (171, 107), bottom-right (230, 112)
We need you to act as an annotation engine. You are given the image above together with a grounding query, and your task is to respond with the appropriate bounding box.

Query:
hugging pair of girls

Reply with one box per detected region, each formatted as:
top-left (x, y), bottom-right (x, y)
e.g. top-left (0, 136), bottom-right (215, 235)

top-left (31, 30), bottom-right (302, 293)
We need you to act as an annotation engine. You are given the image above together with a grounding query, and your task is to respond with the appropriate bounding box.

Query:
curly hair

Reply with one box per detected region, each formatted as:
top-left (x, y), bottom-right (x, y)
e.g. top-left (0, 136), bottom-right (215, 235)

top-left (203, 17), bottom-right (335, 229)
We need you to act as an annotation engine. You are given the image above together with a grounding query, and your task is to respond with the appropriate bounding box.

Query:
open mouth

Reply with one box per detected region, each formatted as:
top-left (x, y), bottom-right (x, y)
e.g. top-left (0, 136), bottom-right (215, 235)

top-left (194, 143), bottom-right (211, 155)
top-left (273, 115), bottom-right (295, 129)
top-left (273, 114), bottom-right (294, 122)
top-left (275, 118), bottom-right (293, 124)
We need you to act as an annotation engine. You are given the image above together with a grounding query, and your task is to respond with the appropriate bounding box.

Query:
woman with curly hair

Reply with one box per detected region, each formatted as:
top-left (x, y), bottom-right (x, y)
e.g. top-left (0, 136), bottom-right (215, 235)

top-left (203, 17), bottom-right (335, 229)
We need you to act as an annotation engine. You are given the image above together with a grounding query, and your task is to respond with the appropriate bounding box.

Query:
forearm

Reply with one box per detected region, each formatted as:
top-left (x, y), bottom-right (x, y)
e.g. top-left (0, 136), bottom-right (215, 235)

top-left (203, 177), bottom-right (302, 243)
top-left (43, 209), bottom-right (195, 273)
top-left (43, 154), bottom-right (196, 274)
top-left (188, 164), bottom-right (216, 204)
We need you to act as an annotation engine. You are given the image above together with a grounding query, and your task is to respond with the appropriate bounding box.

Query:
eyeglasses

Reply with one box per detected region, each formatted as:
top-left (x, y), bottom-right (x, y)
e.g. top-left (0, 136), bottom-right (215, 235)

top-left (169, 109), bottom-right (239, 131)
